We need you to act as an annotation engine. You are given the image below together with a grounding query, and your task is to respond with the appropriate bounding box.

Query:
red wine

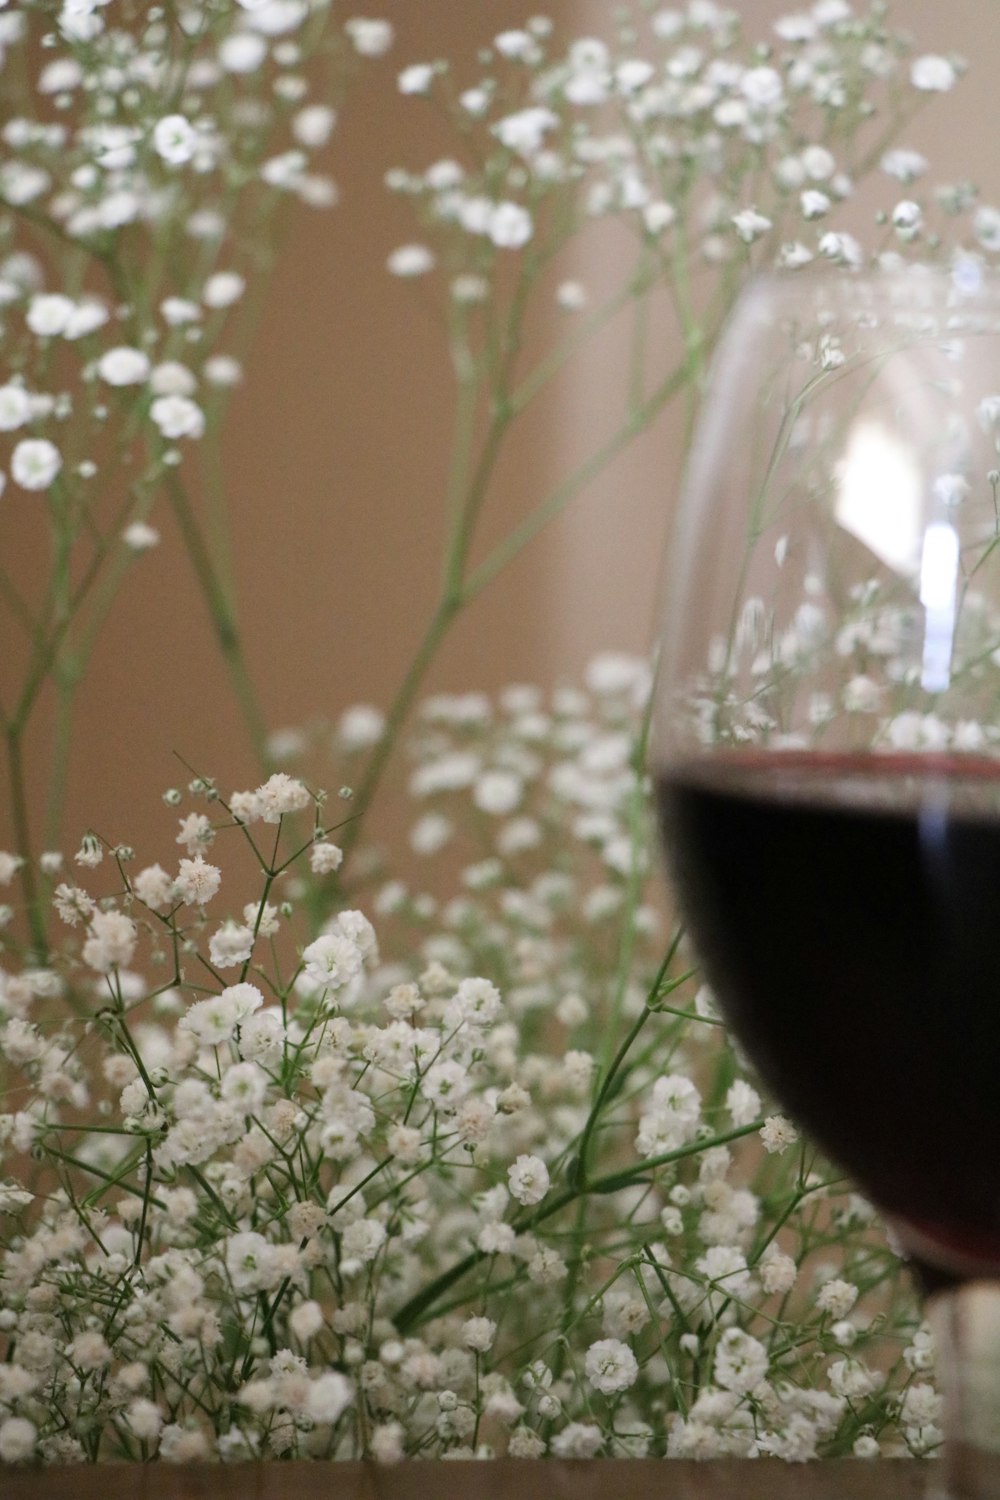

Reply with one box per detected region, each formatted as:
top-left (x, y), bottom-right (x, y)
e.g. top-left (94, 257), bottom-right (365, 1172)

top-left (658, 752), bottom-right (1000, 1281)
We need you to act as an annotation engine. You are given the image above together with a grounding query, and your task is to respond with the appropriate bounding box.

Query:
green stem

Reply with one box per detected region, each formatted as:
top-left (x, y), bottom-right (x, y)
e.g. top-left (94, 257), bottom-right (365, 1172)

top-left (44, 669), bottom-right (77, 853)
top-left (166, 471), bottom-right (271, 773)
top-left (393, 1119), bottom-right (763, 1334)
top-left (463, 354), bottom-right (693, 603)
top-left (575, 930), bottom-right (686, 1190)
top-left (6, 728), bottom-right (46, 958)
top-left (340, 595), bottom-right (463, 855)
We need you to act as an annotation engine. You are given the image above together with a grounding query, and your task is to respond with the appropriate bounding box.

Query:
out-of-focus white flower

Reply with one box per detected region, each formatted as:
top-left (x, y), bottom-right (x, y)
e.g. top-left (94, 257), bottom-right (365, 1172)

top-left (153, 114), bottom-right (198, 164)
top-left (11, 439), bottom-right (61, 491)
top-left (345, 18), bottom-right (393, 56)
top-left (911, 54), bottom-right (957, 91)
top-left (98, 346), bottom-right (150, 386)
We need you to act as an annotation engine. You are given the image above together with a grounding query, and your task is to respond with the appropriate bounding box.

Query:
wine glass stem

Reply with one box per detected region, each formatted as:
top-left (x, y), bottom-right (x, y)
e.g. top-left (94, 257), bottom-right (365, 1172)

top-left (929, 1282), bottom-right (1000, 1497)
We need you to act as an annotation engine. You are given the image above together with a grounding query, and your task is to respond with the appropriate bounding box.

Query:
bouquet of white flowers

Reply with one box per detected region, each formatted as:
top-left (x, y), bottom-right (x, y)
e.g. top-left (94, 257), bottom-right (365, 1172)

top-left (0, 0), bottom-right (988, 1466)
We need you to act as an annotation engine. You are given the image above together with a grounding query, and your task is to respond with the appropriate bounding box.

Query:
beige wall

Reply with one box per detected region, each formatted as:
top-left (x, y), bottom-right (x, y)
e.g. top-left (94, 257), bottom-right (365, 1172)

top-left (3, 1), bottom-right (999, 862)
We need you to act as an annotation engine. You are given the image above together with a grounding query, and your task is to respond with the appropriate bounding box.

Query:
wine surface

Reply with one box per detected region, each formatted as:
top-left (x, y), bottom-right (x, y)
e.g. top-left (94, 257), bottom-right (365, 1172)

top-left (658, 752), bottom-right (1000, 1271)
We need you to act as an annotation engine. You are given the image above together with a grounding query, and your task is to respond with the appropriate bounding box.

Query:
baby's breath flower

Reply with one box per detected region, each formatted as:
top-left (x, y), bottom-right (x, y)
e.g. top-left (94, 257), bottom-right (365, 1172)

top-left (208, 922), bottom-right (255, 968)
top-left (387, 244), bottom-right (435, 277)
top-left (585, 1337), bottom-right (638, 1395)
top-left (122, 521), bottom-right (160, 551)
top-left (82, 909), bottom-right (137, 973)
top-left (911, 54), bottom-right (958, 92)
top-left (760, 1246), bottom-right (797, 1295)
top-left (345, 18), bottom-right (394, 57)
top-left (203, 271), bottom-right (246, 308)
top-left (153, 114), bottom-right (198, 164)
top-left (173, 855), bottom-right (221, 906)
top-left (759, 1114), bottom-right (798, 1153)
top-left (816, 1278), bottom-right (859, 1318)
top-left (97, 347), bottom-right (150, 386)
top-left (462, 1315), bottom-right (497, 1351)
top-left (0, 1416), bottom-right (37, 1463)
top-left (552, 1421), bottom-right (603, 1458)
top-left (725, 1078), bottom-right (761, 1127)
top-left (507, 1153), bottom-right (549, 1205)
top-left (150, 394), bottom-right (205, 440)
top-left (11, 438), bottom-right (61, 491)
top-left (713, 1328), bottom-right (768, 1393)
top-left (732, 208), bottom-right (772, 243)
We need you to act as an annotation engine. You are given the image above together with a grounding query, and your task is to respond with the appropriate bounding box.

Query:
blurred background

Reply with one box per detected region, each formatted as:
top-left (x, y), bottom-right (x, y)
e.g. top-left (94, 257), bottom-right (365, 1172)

top-left (3, 0), bottom-right (1000, 861)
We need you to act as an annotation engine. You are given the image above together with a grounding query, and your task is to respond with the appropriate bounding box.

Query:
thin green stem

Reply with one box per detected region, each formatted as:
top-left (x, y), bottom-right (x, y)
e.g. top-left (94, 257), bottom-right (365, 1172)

top-left (6, 728), bottom-right (46, 958)
top-left (463, 355), bottom-right (693, 603)
top-left (166, 471), bottom-right (271, 773)
top-left (393, 1119), bottom-right (763, 1334)
top-left (339, 597), bottom-right (462, 855)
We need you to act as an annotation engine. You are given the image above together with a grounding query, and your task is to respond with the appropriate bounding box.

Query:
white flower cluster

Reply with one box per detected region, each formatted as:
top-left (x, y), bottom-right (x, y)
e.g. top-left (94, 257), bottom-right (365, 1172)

top-left (0, 666), bottom-right (930, 1464)
top-left (0, 4), bottom-right (386, 519)
top-left (384, 2), bottom-right (978, 309)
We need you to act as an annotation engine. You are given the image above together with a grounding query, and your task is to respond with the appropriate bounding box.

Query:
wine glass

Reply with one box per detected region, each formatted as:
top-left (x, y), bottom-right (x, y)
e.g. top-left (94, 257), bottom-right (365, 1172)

top-left (652, 263), bottom-right (1000, 1495)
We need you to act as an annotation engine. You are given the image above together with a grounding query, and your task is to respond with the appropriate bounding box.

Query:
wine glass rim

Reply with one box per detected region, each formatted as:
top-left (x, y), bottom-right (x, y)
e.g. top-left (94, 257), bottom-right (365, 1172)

top-left (741, 260), bottom-right (1000, 308)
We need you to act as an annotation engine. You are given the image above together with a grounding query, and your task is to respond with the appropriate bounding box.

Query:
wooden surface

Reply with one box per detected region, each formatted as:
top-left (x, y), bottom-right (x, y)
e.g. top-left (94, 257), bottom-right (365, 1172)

top-left (0, 1460), bottom-right (935, 1499)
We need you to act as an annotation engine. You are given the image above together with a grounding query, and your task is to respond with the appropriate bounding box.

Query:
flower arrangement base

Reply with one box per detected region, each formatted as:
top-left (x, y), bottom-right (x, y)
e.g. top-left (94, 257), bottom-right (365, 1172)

top-left (1, 1460), bottom-right (929, 1500)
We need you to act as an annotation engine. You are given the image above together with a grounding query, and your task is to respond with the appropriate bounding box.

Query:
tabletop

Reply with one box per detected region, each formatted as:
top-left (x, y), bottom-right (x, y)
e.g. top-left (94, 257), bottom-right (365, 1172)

top-left (1, 1459), bottom-right (937, 1500)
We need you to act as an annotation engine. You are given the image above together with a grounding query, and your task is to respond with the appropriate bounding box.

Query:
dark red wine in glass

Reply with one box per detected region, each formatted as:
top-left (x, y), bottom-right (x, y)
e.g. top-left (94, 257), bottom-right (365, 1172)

top-left (657, 751), bottom-right (1000, 1287)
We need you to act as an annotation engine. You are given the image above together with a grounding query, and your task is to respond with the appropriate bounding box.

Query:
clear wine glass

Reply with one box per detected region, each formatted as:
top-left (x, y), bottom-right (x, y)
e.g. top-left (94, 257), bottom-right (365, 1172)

top-left (652, 263), bottom-right (1000, 1496)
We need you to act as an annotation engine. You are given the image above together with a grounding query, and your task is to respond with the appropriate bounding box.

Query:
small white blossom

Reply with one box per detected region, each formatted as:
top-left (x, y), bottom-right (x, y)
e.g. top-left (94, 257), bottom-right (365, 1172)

top-left (489, 202), bottom-right (533, 249)
top-left (204, 355), bottom-right (243, 387)
top-left (133, 863), bottom-right (173, 909)
top-left (301, 931), bottom-right (363, 994)
top-left (726, 1079), bottom-right (761, 1127)
top-left (387, 244), bottom-right (435, 277)
top-left (341, 1217), bottom-right (386, 1262)
top-left (150, 394), bottom-right (205, 440)
top-left (338, 703), bottom-right (385, 748)
top-left (816, 1278), bottom-right (859, 1318)
top-left (98, 346), bottom-right (150, 386)
top-left (173, 856), bottom-right (222, 906)
top-left (585, 1338), bottom-right (638, 1395)
top-left (255, 772), bottom-right (311, 822)
top-left (508, 1153), bottom-right (550, 1205)
top-left (153, 114), bottom-right (198, 164)
top-left (307, 1370), bottom-right (354, 1424)
top-left (345, 18), bottom-right (393, 56)
top-left (191, 272), bottom-right (241, 316)
top-left (462, 1316), bottom-right (496, 1352)
top-left (208, 922), bottom-right (255, 969)
top-left (881, 149), bottom-right (928, 183)
top-left (11, 438), bottom-right (61, 492)
top-left (0, 1416), bottom-right (37, 1463)
top-left (741, 66), bottom-right (783, 108)
top-left (493, 106), bottom-right (558, 156)
top-left (219, 31), bottom-right (267, 73)
top-left (310, 841), bottom-right (344, 875)
top-left (760, 1114), bottom-right (798, 1153)
top-left (151, 361), bottom-right (197, 396)
top-left (398, 63), bottom-right (434, 95)
top-left (732, 209), bottom-right (772, 243)
top-left (911, 55), bottom-right (958, 92)
top-left (82, 909), bottom-right (137, 973)
top-left (27, 293), bottom-right (75, 337)
top-left (551, 1423), bottom-right (602, 1458)
top-left (293, 104), bottom-right (336, 146)
top-left (0, 384), bottom-right (30, 430)
top-left (714, 1328), bottom-right (768, 1393)
top-left (123, 521), bottom-right (160, 551)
